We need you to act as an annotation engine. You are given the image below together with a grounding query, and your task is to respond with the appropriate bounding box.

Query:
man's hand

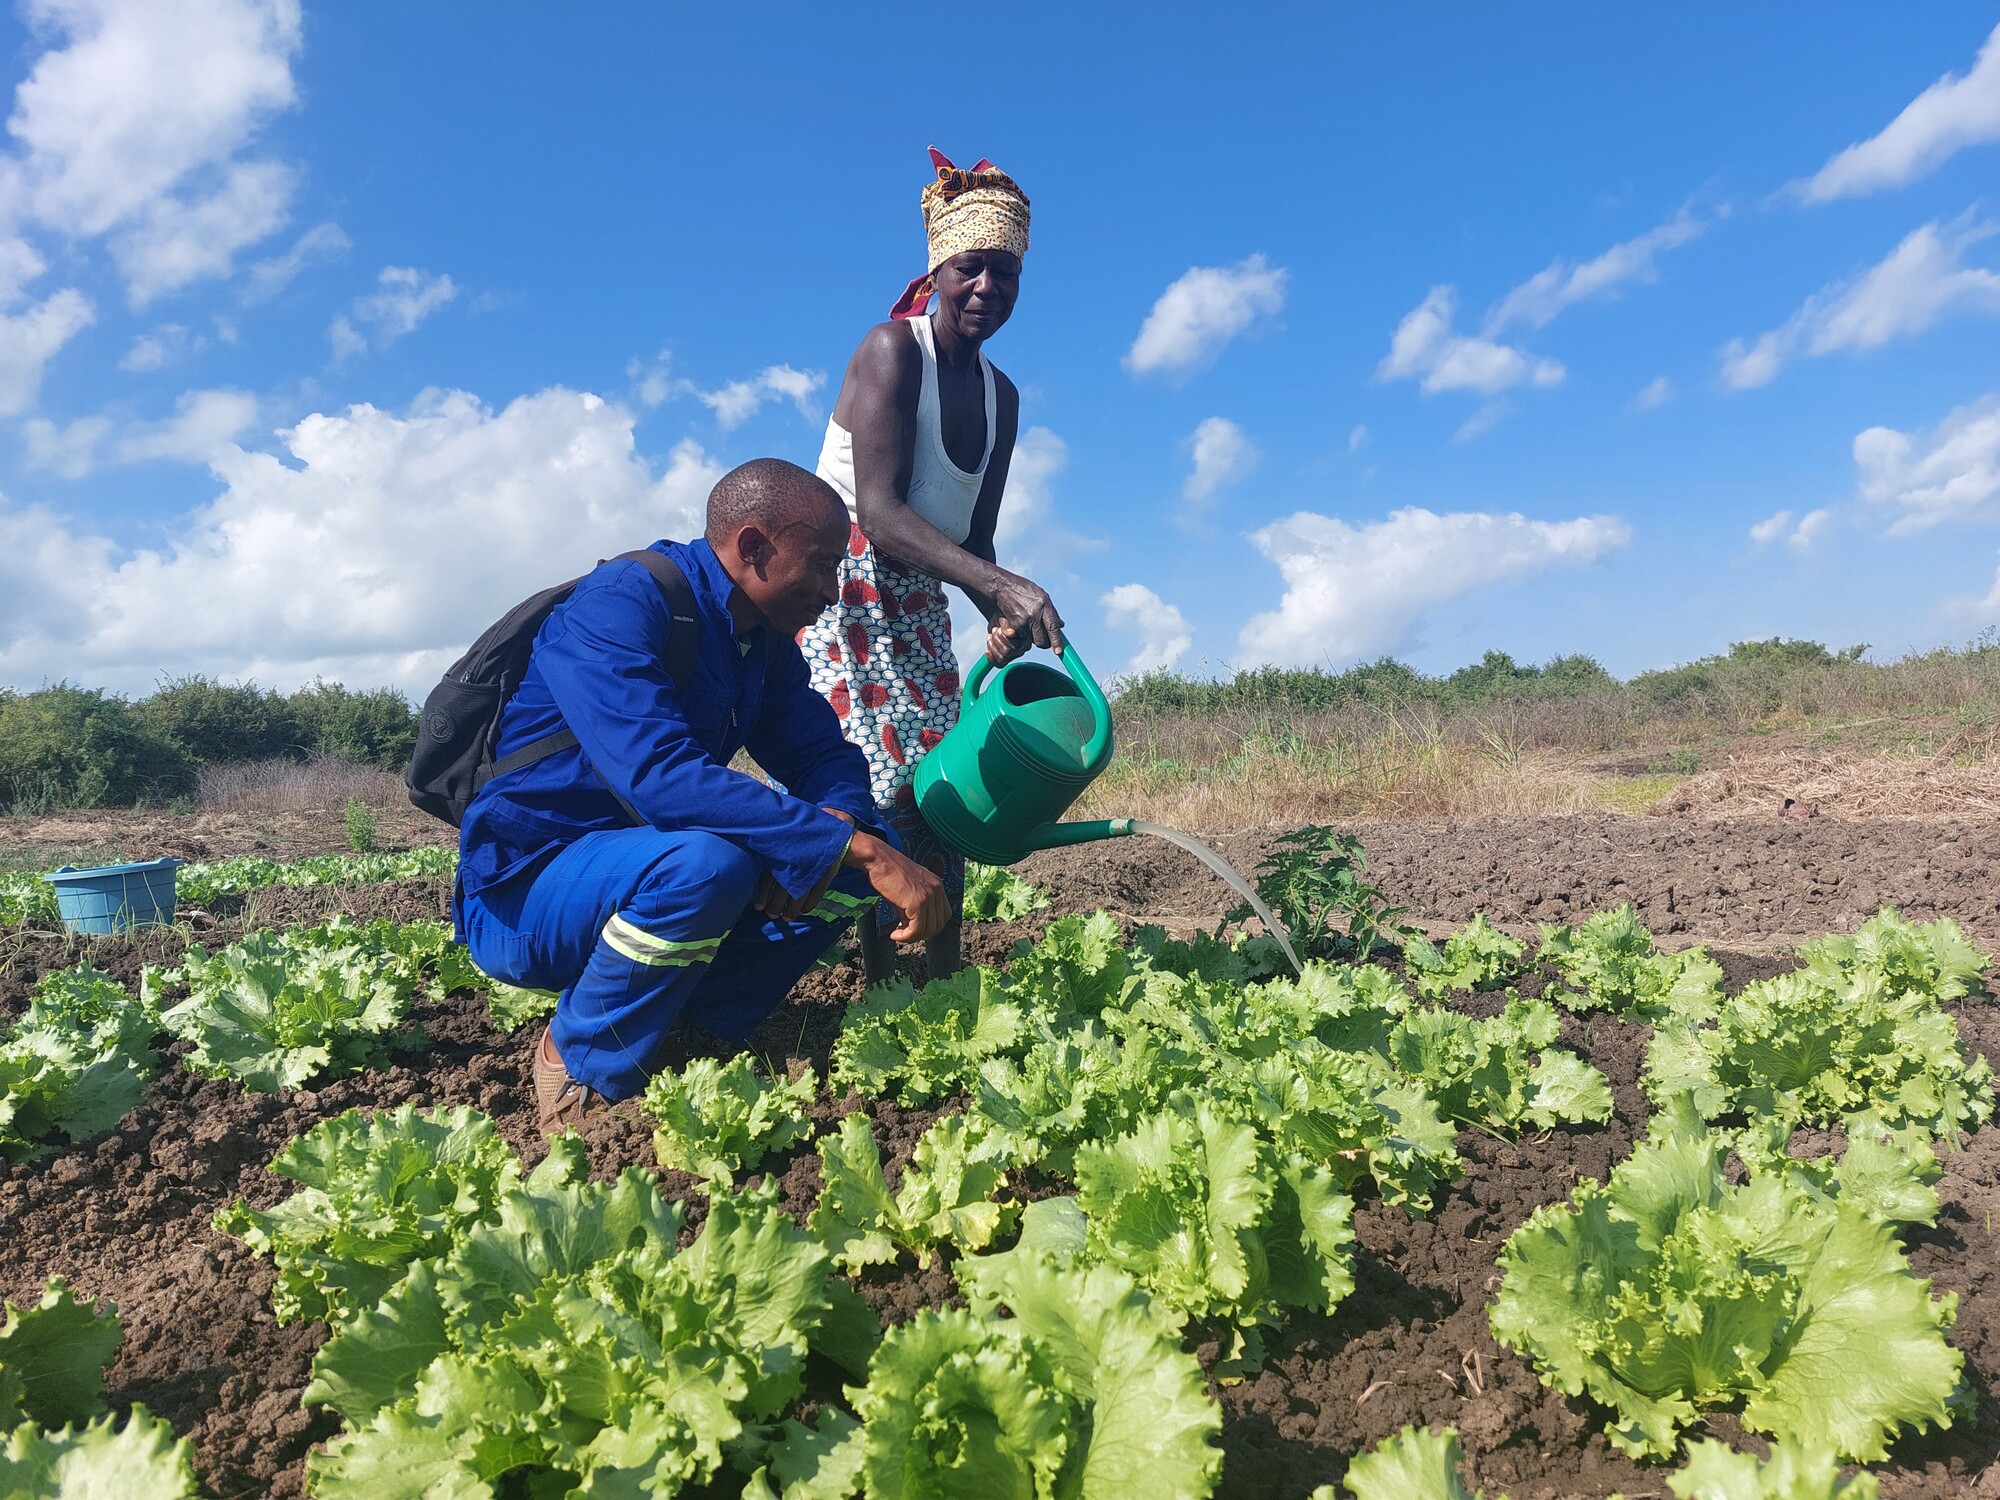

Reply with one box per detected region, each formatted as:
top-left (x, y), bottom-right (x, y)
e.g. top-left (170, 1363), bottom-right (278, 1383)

top-left (752, 808), bottom-right (856, 922)
top-left (845, 831), bottom-right (949, 942)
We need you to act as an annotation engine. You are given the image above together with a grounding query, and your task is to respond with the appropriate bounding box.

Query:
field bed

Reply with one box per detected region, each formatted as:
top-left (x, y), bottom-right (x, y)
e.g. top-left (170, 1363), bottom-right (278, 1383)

top-left (1, 813), bottom-right (1997, 1497)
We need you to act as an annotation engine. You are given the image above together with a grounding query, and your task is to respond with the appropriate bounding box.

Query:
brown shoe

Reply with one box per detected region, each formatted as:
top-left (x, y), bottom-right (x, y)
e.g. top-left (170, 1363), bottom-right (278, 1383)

top-left (533, 1026), bottom-right (608, 1137)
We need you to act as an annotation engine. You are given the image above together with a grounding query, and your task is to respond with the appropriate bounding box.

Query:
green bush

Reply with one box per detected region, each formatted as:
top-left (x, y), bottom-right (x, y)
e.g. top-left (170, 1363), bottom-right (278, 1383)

top-left (285, 681), bottom-right (418, 770)
top-left (0, 685), bottom-right (193, 813)
top-left (136, 675), bottom-right (304, 765)
top-left (1115, 651), bottom-right (1617, 714)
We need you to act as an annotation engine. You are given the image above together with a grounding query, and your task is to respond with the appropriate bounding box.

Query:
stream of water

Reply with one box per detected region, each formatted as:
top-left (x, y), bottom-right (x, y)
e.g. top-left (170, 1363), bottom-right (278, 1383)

top-left (1126, 821), bottom-right (1304, 977)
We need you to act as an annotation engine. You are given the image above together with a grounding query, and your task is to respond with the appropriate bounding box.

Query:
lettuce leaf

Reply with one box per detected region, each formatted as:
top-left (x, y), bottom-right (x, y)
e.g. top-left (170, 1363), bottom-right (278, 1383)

top-left (644, 1055), bottom-right (816, 1184)
top-left (1643, 922), bottom-right (1995, 1141)
top-left (831, 967), bottom-right (1025, 1105)
top-left (853, 1261), bottom-right (1221, 1500)
top-left (1538, 905), bottom-right (1724, 1019)
top-left (0, 1406), bottom-right (201, 1498)
top-left (0, 965), bottom-right (161, 1160)
top-left (1404, 916), bottom-right (1526, 1001)
top-left (811, 1111), bottom-right (1016, 1273)
top-left (1327, 1424), bottom-right (1486, 1499)
top-left (215, 1102), bottom-right (522, 1325)
top-left (1488, 1100), bottom-right (1961, 1460)
top-left (0, 1277), bottom-right (121, 1428)
top-left (1667, 1438), bottom-right (1880, 1499)
top-left (964, 863), bottom-right (1051, 923)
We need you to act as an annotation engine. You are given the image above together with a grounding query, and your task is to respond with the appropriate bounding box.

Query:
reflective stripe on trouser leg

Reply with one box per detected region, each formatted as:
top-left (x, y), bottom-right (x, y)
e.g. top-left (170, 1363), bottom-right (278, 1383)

top-left (600, 912), bottom-right (724, 968)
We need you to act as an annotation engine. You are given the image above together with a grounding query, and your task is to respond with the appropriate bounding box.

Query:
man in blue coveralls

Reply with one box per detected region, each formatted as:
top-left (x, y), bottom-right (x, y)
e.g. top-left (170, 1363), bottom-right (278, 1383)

top-left (456, 458), bottom-right (949, 1135)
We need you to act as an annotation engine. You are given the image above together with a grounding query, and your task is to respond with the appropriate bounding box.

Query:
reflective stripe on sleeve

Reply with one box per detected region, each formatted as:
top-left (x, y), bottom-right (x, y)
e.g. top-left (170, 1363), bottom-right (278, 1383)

top-left (809, 888), bottom-right (878, 924)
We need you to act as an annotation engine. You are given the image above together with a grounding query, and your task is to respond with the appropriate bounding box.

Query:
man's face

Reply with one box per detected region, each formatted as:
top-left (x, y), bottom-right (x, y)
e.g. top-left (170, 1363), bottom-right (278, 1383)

top-left (736, 509), bottom-right (849, 637)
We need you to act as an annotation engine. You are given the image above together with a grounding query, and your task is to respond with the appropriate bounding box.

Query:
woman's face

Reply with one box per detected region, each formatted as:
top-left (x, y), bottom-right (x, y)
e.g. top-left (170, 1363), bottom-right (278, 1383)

top-left (933, 249), bottom-right (1021, 342)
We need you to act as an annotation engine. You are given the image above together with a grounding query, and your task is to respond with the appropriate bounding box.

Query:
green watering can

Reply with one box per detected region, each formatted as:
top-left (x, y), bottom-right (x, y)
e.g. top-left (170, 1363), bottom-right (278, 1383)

top-left (913, 642), bottom-right (1134, 866)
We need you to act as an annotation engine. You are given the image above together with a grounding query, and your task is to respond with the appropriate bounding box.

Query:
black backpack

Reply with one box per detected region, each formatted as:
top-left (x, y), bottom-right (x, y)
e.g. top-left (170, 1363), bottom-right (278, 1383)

top-left (406, 548), bottom-right (702, 826)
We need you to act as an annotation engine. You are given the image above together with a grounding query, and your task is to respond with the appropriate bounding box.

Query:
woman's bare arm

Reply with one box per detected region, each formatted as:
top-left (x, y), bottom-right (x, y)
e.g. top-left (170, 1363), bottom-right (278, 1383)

top-left (839, 323), bottom-right (1063, 651)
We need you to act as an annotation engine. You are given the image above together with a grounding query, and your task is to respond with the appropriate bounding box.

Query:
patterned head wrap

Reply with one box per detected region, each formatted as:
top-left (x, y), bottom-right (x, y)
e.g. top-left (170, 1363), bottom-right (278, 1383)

top-left (890, 146), bottom-right (1031, 320)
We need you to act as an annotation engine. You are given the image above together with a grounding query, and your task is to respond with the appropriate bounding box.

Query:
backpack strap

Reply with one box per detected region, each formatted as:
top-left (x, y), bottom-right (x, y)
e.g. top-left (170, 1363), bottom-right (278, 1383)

top-left (483, 549), bottom-right (707, 811)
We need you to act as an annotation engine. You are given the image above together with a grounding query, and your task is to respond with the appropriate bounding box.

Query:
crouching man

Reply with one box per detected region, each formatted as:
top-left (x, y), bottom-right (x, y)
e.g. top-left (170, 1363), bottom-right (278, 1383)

top-left (455, 458), bottom-right (948, 1135)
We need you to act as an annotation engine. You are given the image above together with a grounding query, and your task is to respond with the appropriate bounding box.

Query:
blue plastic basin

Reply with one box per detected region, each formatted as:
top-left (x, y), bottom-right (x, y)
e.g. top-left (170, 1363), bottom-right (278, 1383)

top-left (44, 858), bottom-right (183, 935)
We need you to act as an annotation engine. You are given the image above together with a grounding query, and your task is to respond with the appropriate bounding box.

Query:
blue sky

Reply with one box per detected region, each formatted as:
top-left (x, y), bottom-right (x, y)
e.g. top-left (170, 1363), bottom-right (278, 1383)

top-left (1, 3), bottom-right (1998, 694)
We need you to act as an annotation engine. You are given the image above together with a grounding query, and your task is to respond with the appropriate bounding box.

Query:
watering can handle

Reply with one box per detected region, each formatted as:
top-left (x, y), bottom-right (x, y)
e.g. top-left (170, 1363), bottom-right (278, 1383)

top-left (960, 643), bottom-right (1115, 766)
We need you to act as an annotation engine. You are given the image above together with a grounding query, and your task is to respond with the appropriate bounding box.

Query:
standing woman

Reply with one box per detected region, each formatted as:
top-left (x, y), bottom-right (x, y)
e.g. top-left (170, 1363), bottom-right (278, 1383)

top-left (804, 148), bottom-right (1065, 984)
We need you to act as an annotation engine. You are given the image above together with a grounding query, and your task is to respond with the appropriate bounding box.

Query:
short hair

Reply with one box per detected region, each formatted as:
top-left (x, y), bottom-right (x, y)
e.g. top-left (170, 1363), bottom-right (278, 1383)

top-left (704, 458), bottom-right (844, 547)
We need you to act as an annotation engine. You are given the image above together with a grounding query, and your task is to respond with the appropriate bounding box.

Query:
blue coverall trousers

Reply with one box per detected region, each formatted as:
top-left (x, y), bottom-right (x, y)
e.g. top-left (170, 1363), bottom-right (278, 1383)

top-left (459, 827), bottom-right (873, 1099)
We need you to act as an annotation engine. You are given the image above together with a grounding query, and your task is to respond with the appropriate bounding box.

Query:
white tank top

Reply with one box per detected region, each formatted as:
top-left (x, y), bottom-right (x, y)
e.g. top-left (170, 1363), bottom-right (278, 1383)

top-left (815, 315), bottom-right (996, 547)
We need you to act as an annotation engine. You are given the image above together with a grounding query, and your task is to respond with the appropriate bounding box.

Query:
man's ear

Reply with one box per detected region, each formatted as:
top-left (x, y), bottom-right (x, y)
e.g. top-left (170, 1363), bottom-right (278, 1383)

top-left (733, 523), bottom-right (776, 571)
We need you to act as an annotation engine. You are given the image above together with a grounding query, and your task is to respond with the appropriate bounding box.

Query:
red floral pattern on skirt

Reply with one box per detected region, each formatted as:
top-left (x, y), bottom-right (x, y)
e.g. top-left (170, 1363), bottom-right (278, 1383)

top-left (800, 524), bottom-right (966, 906)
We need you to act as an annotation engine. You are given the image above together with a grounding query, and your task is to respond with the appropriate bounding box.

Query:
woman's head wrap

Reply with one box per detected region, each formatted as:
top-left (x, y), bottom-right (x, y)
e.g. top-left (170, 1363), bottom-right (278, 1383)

top-left (890, 146), bottom-right (1031, 320)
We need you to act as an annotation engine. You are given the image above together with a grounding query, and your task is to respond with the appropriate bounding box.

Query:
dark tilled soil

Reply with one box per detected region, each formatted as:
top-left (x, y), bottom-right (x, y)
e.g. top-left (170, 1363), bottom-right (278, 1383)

top-left (1, 816), bottom-right (1996, 1497)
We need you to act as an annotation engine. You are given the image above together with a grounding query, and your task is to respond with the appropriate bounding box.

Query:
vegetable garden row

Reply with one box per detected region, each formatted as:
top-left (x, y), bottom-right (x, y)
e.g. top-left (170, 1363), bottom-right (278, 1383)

top-left (0, 834), bottom-right (1993, 1497)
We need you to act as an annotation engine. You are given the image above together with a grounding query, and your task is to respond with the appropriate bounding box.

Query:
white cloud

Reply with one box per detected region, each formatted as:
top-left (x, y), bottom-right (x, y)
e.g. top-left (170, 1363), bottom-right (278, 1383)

top-left (0, 386), bottom-right (724, 693)
top-left (1183, 416), bottom-right (1257, 504)
top-left (1236, 506), bottom-right (1629, 668)
top-left (243, 220), bottom-right (349, 301)
top-left (1791, 507), bottom-right (1833, 548)
top-left (1635, 376), bottom-right (1673, 410)
top-left (22, 411), bottom-right (109, 476)
top-left (1721, 218), bottom-right (2000, 388)
top-left (1347, 424), bottom-right (1368, 454)
top-left (1748, 509), bottom-right (1794, 545)
top-left (1101, 583), bottom-right (1191, 676)
top-left (1378, 286), bottom-right (1564, 397)
top-left (4, 0), bottom-right (303, 300)
top-left (1125, 255), bottom-right (1287, 377)
top-left (1854, 393), bottom-right (2000, 533)
top-left (1486, 211), bottom-right (1703, 332)
top-left (0, 287), bottom-right (93, 413)
top-left (1453, 401), bottom-right (1512, 444)
top-left (1796, 23), bottom-right (2000, 202)
top-left (689, 364), bottom-right (826, 430)
top-left (115, 387), bottom-right (257, 463)
top-left (330, 266), bottom-right (457, 360)
top-left (1971, 560), bottom-right (2000, 617)
top-left (111, 158), bottom-right (291, 306)
top-left (120, 323), bottom-right (194, 371)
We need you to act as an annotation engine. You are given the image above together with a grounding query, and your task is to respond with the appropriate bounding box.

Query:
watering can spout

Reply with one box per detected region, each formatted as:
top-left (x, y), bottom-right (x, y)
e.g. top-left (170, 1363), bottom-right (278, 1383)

top-left (1021, 817), bottom-right (1133, 854)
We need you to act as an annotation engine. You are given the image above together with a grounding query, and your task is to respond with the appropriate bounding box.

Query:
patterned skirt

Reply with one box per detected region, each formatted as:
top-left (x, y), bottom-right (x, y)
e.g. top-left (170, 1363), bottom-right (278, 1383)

top-left (797, 523), bottom-right (966, 911)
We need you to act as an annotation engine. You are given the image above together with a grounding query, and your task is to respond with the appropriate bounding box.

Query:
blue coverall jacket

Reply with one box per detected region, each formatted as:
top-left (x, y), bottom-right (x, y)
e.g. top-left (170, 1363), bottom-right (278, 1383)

top-left (455, 537), bottom-right (891, 1097)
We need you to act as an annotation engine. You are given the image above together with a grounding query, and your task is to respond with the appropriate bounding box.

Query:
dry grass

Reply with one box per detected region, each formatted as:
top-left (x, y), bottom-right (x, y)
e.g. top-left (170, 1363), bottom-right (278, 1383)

top-left (197, 756), bottom-right (407, 815)
top-left (1074, 696), bottom-right (2000, 824)
top-left (1650, 746), bottom-right (2000, 819)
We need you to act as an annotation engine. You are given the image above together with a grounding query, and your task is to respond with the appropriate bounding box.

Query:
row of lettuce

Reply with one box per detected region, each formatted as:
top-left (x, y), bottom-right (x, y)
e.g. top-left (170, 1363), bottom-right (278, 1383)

top-left (1, 854), bottom-right (1990, 1496)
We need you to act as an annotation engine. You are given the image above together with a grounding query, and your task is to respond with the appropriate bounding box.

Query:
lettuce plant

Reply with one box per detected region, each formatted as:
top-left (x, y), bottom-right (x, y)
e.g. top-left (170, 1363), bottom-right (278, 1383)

top-left (1489, 1102), bottom-right (1962, 1460)
top-left (1667, 1438), bottom-right (1880, 1499)
top-left (831, 967), bottom-right (1025, 1105)
top-left (811, 1111), bottom-right (1015, 1272)
top-left (306, 1157), bottom-right (854, 1498)
top-left (1538, 905), bottom-right (1724, 1018)
top-left (1387, 996), bottom-right (1612, 1132)
top-left (215, 1103), bottom-right (523, 1325)
top-left (0, 965), bottom-right (161, 1160)
top-left (842, 1259), bottom-right (1222, 1499)
top-left (1644, 961), bottom-right (1995, 1140)
top-left (150, 917), bottom-right (458, 1091)
top-left (1070, 1099), bottom-right (1355, 1338)
top-left (643, 1054), bottom-right (815, 1184)
top-left (175, 846), bottom-right (457, 906)
top-left (0, 1408), bottom-right (202, 1498)
top-left (963, 862), bottom-right (1051, 922)
top-left (1404, 915), bottom-right (1527, 1001)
